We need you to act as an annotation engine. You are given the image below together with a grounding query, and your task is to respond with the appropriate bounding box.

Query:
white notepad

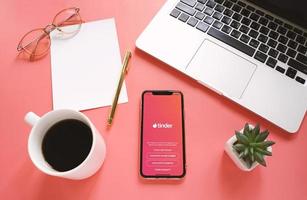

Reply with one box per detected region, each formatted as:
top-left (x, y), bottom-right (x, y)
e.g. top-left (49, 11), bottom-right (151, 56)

top-left (50, 18), bottom-right (128, 111)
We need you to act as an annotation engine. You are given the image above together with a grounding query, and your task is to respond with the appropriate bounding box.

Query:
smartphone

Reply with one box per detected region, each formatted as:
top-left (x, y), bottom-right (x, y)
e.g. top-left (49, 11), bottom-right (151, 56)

top-left (140, 90), bottom-right (186, 179)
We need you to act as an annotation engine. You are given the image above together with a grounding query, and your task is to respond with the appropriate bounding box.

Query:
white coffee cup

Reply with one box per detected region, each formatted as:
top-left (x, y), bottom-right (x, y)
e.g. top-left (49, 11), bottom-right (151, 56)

top-left (24, 109), bottom-right (106, 180)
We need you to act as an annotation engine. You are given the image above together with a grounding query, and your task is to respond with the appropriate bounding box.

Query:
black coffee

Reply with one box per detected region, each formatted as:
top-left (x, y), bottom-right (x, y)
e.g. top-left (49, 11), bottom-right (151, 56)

top-left (42, 119), bottom-right (93, 172)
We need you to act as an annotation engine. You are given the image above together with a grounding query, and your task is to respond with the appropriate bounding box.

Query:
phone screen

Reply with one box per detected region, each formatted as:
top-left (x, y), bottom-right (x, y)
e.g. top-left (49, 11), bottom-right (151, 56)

top-left (140, 91), bottom-right (185, 178)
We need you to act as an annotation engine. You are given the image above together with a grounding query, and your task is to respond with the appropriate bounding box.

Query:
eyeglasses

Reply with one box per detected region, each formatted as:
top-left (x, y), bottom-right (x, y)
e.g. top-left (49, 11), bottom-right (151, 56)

top-left (17, 7), bottom-right (82, 61)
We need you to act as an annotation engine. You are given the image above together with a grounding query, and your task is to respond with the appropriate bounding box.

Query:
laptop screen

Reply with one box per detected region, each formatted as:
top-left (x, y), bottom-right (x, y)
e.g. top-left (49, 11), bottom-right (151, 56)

top-left (248, 0), bottom-right (307, 29)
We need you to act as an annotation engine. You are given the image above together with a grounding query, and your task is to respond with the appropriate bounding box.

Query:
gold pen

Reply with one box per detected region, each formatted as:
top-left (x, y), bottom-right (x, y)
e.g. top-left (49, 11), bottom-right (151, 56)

top-left (107, 50), bottom-right (132, 125)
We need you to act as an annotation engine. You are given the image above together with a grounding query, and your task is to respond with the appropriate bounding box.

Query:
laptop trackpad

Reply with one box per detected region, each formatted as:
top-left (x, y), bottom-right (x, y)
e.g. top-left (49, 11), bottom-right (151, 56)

top-left (186, 40), bottom-right (257, 99)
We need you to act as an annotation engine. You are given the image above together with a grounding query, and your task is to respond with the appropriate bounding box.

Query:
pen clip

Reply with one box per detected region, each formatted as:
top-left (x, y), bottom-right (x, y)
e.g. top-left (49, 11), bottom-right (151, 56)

top-left (123, 51), bottom-right (132, 74)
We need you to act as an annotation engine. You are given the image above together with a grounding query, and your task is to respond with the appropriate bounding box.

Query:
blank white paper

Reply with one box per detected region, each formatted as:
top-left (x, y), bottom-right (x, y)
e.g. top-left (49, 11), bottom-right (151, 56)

top-left (50, 18), bottom-right (128, 111)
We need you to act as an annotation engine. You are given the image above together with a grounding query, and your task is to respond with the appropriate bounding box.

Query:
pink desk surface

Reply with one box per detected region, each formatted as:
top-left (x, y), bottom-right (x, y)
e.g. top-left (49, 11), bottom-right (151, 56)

top-left (0, 0), bottom-right (306, 199)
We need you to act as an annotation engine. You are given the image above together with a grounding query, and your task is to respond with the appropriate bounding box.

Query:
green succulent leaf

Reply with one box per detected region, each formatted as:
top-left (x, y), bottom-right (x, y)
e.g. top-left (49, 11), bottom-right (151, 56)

top-left (255, 130), bottom-right (269, 142)
top-left (251, 154), bottom-right (255, 162)
top-left (255, 147), bottom-right (272, 156)
top-left (243, 147), bottom-right (249, 157)
top-left (243, 123), bottom-right (251, 137)
top-left (235, 131), bottom-right (249, 145)
top-left (233, 143), bottom-right (246, 152)
top-left (255, 152), bottom-right (267, 167)
top-left (251, 124), bottom-right (260, 140)
top-left (250, 147), bottom-right (254, 155)
top-left (239, 151), bottom-right (245, 159)
top-left (261, 141), bottom-right (276, 148)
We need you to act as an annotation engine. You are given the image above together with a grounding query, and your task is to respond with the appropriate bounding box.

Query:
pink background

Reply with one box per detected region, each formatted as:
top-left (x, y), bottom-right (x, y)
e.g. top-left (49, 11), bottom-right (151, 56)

top-left (142, 92), bottom-right (184, 176)
top-left (0, 0), bottom-right (307, 199)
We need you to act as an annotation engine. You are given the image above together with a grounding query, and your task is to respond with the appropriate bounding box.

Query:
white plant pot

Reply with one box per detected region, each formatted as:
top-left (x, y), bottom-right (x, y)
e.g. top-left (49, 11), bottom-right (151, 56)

top-left (224, 125), bottom-right (272, 171)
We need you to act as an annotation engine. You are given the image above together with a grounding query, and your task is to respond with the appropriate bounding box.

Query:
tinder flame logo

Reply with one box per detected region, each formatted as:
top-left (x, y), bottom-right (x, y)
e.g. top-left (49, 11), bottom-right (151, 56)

top-left (152, 122), bottom-right (173, 129)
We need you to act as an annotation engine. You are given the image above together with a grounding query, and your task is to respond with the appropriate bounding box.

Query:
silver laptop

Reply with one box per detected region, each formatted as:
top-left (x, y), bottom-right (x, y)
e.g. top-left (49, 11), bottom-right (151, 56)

top-left (136, 0), bottom-right (307, 133)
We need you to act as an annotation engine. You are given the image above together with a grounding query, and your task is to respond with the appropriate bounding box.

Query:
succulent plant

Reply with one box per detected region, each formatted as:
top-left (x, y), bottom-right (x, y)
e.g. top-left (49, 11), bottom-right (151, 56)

top-left (233, 124), bottom-right (275, 168)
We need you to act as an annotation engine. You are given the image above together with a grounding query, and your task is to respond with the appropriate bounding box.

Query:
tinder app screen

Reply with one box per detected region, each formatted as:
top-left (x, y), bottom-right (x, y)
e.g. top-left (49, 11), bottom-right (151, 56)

top-left (142, 92), bottom-right (184, 176)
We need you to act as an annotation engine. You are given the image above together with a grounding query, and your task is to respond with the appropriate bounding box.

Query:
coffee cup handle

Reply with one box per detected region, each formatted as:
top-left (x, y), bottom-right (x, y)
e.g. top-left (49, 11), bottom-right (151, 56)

top-left (25, 112), bottom-right (41, 126)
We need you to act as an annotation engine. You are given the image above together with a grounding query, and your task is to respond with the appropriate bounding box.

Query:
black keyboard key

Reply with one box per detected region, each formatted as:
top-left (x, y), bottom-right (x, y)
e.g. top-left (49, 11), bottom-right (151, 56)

top-left (259, 26), bottom-right (269, 35)
top-left (266, 57), bottom-right (277, 68)
top-left (196, 21), bottom-right (209, 32)
top-left (269, 31), bottom-right (278, 40)
top-left (285, 67), bottom-right (297, 78)
top-left (265, 14), bottom-right (274, 21)
top-left (213, 12), bottom-right (223, 20)
top-left (196, 3), bottom-right (206, 11)
top-left (267, 39), bottom-right (277, 48)
top-left (231, 29), bottom-right (241, 38)
top-left (297, 45), bottom-right (307, 55)
top-left (286, 31), bottom-right (296, 40)
top-left (275, 66), bottom-right (285, 73)
top-left (208, 27), bottom-right (255, 56)
top-left (241, 17), bottom-right (251, 26)
top-left (288, 58), bottom-right (307, 75)
top-left (297, 54), bottom-right (307, 65)
top-left (195, 12), bottom-right (206, 20)
top-left (214, 0), bottom-right (224, 3)
top-left (278, 35), bottom-right (288, 45)
top-left (277, 26), bottom-right (287, 35)
top-left (296, 35), bottom-right (306, 45)
top-left (254, 51), bottom-right (267, 63)
top-left (259, 43), bottom-right (269, 53)
top-left (286, 48), bottom-right (296, 58)
top-left (212, 20), bottom-right (223, 29)
top-left (178, 13), bottom-right (190, 22)
top-left (176, 3), bottom-right (196, 16)
top-left (239, 25), bottom-right (249, 34)
top-left (223, 9), bottom-right (234, 17)
top-left (232, 13), bottom-right (242, 21)
top-left (240, 34), bottom-right (250, 43)
top-left (268, 48), bottom-right (278, 58)
top-left (293, 28), bottom-right (303, 35)
top-left (231, 4), bottom-right (242, 12)
top-left (258, 34), bottom-right (268, 43)
top-left (215, 5), bottom-right (225, 12)
top-left (268, 22), bottom-right (278, 31)
top-left (274, 18), bottom-right (283, 25)
top-left (187, 17), bottom-right (199, 27)
top-left (237, 1), bottom-right (246, 7)
top-left (255, 9), bottom-right (264, 16)
top-left (223, 0), bottom-right (233, 8)
top-left (259, 17), bottom-right (268, 26)
top-left (284, 23), bottom-right (293, 30)
top-left (222, 25), bottom-right (232, 34)
top-left (246, 5), bottom-right (255, 12)
top-left (230, 20), bottom-right (240, 29)
top-left (250, 13), bottom-right (260, 21)
top-left (241, 9), bottom-right (250, 17)
top-left (204, 16), bottom-right (214, 24)
top-left (296, 76), bottom-right (306, 84)
top-left (204, 7), bottom-right (214, 15)
top-left (288, 40), bottom-right (298, 49)
top-left (249, 39), bottom-right (259, 48)
top-left (277, 43), bottom-right (287, 53)
top-left (181, 0), bottom-right (197, 7)
top-left (250, 22), bottom-right (260, 30)
top-left (221, 16), bottom-right (231, 24)
top-left (206, 0), bottom-right (216, 8)
top-left (170, 9), bottom-right (181, 18)
top-left (198, 0), bottom-right (207, 3)
top-left (278, 53), bottom-right (288, 63)
top-left (222, 16), bottom-right (231, 25)
top-left (248, 29), bottom-right (259, 39)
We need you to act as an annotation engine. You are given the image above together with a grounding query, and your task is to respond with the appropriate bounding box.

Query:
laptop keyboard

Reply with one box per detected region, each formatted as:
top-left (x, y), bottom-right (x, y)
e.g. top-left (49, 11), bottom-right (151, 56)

top-left (170, 0), bottom-right (307, 84)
